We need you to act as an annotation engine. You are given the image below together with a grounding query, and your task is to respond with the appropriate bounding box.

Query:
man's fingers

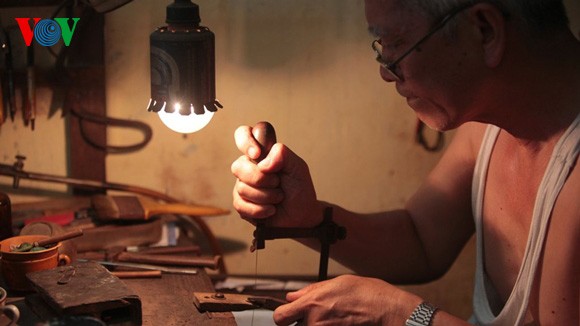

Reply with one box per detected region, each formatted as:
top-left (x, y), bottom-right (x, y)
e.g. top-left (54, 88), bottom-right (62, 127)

top-left (231, 155), bottom-right (280, 188)
top-left (274, 301), bottom-right (306, 326)
top-left (236, 181), bottom-right (285, 204)
top-left (234, 125), bottom-right (261, 160)
top-left (273, 282), bottom-right (323, 325)
top-left (232, 185), bottom-right (276, 219)
top-left (258, 143), bottom-right (306, 176)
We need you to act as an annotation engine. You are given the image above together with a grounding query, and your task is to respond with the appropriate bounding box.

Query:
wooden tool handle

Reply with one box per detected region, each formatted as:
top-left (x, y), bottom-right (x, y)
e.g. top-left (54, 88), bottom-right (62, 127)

top-left (251, 121), bottom-right (277, 251)
top-left (111, 270), bottom-right (162, 279)
top-left (136, 245), bottom-right (201, 255)
top-left (36, 229), bottom-right (84, 247)
top-left (116, 252), bottom-right (221, 270)
top-left (144, 200), bottom-right (230, 217)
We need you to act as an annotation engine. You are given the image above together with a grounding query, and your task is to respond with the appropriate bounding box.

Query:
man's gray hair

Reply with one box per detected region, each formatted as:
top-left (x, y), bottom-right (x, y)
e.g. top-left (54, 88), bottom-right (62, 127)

top-left (402, 0), bottom-right (569, 34)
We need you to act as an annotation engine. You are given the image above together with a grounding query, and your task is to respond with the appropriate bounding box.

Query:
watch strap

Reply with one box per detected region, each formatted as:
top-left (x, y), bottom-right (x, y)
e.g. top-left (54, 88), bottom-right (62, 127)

top-left (405, 302), bottom-right (438, 326)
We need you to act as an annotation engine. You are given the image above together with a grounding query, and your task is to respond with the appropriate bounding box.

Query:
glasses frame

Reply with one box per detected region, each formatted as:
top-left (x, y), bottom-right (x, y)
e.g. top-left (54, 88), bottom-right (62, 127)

top-left (372, 1), bottom-right (484, 81)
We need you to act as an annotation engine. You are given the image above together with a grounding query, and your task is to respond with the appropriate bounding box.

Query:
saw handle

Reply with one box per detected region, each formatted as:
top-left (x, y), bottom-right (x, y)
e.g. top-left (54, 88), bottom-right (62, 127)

top-left (250, 121), bottom-right (277, 251)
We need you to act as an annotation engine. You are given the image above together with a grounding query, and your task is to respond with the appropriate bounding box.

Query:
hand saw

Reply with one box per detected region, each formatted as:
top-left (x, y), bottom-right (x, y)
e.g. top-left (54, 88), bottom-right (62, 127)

top-left (249, 121), bottom-right (278, 252)
top-left (247, 121), bottom-right (278, 316)
top-left (248, 122), bottom-right (347, 282)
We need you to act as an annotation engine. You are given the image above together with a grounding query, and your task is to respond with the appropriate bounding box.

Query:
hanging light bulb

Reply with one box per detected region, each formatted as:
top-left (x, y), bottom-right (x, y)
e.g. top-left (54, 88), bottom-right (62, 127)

top-left (156, 102), bottom-right (214, 134)
top-left (147, 0), bottom-right (222, 134)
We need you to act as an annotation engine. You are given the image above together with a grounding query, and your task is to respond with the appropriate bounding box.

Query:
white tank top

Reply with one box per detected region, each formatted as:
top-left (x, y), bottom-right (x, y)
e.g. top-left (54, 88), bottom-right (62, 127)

top-left (470, 114), bottom-right (580, 325)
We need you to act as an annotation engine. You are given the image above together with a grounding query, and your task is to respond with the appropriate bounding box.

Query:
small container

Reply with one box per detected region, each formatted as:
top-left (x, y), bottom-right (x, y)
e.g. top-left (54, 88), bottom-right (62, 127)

top-left (0, 235), bottom-right (71, 292)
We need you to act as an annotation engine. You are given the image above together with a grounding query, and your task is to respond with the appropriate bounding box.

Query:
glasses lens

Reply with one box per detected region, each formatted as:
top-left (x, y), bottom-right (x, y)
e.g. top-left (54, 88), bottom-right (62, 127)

top-left (372, 39), bottom-right (401, 80)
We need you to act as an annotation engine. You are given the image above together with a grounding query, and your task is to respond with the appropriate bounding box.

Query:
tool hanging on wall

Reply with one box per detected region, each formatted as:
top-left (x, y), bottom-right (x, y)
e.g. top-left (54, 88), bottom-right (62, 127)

top-left (1, 25), bottom-right (16, 122)
top-left (0, 24), bottom-right (5, 125)
top-left (25, 42), bottom-right (36, 130)
top-left (249, 122), bottom-right (347, 282)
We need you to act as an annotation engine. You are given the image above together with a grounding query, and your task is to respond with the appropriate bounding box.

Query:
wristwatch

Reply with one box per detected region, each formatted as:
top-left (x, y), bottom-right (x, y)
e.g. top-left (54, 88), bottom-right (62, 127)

top-left (405, 302), bottom-right (438, 326)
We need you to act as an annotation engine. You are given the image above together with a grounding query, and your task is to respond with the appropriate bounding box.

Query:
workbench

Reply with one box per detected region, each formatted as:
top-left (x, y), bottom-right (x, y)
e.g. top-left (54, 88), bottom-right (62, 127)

top-left (1, 268), bottom-right (236, 325)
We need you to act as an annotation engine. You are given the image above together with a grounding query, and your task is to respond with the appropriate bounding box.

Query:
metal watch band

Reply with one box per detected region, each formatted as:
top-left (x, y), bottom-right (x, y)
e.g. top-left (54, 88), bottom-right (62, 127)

top-left (405, 302), bottom-right (438, 326)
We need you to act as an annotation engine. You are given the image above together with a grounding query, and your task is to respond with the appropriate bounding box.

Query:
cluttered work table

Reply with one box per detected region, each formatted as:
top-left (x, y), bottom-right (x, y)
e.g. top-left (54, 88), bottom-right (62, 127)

top-left (0, 195), bottom-right (238, 325)
top-left (2, 266), bottom-right (236, 325)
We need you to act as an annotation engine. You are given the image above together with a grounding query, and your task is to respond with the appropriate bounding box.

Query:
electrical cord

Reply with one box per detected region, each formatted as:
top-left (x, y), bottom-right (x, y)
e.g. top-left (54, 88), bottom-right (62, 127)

top-left (69, 106), bottom-right (153, 154)
top-left (415, 119), bottom-right (445, 152)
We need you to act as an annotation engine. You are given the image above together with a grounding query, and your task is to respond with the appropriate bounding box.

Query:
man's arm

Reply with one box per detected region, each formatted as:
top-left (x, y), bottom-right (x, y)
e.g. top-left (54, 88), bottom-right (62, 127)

top-left (312, 123), bottom-right (487, 283)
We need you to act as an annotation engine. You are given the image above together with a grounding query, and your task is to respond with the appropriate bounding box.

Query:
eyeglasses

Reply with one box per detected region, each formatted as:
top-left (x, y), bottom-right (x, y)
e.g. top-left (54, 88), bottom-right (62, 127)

top-left (371, 1), bottom-right (484, 81)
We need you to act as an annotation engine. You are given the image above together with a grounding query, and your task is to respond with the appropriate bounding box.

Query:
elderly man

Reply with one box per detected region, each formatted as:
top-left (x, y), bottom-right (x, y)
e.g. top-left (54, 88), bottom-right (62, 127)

top-left (231, 0), bottom-right (580, 325)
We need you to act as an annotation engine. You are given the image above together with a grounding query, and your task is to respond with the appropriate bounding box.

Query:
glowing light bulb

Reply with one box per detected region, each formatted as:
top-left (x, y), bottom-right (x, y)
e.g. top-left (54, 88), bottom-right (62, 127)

top-left (157, 103), bottom-right (214, 134)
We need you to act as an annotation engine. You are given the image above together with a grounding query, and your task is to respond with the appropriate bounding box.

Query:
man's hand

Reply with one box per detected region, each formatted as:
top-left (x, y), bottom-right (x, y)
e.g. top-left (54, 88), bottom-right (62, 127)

top-left (274, 274), bottom-right (421, 325)
top-left (231, 123), bottom-right (323, 228)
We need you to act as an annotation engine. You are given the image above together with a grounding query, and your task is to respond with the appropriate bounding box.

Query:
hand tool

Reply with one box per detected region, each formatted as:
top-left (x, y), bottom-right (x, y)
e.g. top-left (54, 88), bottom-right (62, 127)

top-left (78, 246), bottom-right (222, 270)
top-left (78, 259), bottom-right (198, 275)
top-left (129, 244), bottom-right (201, 256)
top-left (115, 252), bottom-right (221, 270)
top-left (110, 270), bottom-right (162, 279)
top-left (248, 121), bottom-right (278, 252)
top-left (253, 207), bottom-right (346, 281)
top-left (1, 28), bottom-right (16, 121)
top-left (26, 43), bottom-right (36, 130)
top-left (11, 229), bottom-right (84, 252)
top-left (90, 194), bottom-right (229, 221)
top-left (0, 28), bottom-right (7, 125)
top-left (247, 122), bottom-right (347, 281)
top-left (193, 292), bottom-right (287, 312)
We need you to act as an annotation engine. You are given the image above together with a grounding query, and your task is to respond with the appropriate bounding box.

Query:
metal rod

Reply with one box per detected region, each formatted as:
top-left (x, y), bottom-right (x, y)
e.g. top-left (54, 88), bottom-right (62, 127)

top-left (78, 259), bottom-right (198, 275)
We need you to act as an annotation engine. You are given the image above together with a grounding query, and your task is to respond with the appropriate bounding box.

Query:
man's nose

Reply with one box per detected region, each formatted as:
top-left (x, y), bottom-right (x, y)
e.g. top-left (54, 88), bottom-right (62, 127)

top-left (380, 67), bottom-right (398, 83)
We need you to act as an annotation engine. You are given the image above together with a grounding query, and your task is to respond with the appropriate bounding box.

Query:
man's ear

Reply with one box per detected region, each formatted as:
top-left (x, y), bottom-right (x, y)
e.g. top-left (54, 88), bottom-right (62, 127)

top-left (468, 3), bottom-right (506, 68)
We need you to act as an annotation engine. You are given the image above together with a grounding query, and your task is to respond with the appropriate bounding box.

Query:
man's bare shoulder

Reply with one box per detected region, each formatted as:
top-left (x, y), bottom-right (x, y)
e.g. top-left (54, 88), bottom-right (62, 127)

top-left (445, 122), bottom-right (490, 161)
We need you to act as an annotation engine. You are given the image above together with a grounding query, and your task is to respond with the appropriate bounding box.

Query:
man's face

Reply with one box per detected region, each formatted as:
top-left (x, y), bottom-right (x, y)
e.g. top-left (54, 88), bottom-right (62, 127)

top-left (364, 0), bottom-right (486, 131)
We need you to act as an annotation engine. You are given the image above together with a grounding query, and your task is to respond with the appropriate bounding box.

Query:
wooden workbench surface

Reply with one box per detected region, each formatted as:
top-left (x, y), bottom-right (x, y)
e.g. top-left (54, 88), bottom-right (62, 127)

top-left (2, 268), bottom-right (236, 325)
top-left (123, 270), bottom-right (236, 325)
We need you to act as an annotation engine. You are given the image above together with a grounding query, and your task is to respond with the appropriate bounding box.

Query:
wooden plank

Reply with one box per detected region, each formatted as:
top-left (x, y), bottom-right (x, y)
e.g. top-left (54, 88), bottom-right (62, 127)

top-left (64, 8), bottom-right (107, 196)
top-left (26, 262), bottom-right (142, 324)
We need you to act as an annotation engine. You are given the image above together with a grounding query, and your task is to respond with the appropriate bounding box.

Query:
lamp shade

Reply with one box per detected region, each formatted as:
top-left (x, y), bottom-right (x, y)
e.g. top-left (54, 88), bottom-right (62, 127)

top-left (147, 0), bottom-right (222, 133)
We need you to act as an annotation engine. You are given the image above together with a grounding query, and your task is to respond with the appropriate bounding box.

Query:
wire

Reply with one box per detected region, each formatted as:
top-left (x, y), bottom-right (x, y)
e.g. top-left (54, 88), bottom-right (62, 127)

top-left (415, 119), bottom-right (445, 152)
top-left (69, 106), bottom-right (153, 154)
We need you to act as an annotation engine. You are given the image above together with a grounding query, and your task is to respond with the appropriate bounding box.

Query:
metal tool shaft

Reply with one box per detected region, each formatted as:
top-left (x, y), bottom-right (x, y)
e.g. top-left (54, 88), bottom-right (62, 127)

top-left (78, 259), bottom-right (198, 275)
